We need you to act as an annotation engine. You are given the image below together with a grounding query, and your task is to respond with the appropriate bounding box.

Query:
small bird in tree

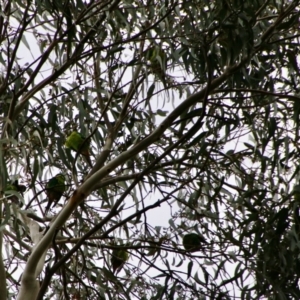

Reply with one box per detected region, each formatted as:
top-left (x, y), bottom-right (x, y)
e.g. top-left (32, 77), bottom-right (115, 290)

top-left (65, 131), bottom-right (92, 167)
top-left (111, 247), bottom-right (129, 274)
top-left (147, 45), bottom-right (167, 87)
top-left (182, 233), bottom-right (207, 252)
top-left (45, 174), bottom-right (66, 214)
top-left (6, 180), bottom-right (26, 204)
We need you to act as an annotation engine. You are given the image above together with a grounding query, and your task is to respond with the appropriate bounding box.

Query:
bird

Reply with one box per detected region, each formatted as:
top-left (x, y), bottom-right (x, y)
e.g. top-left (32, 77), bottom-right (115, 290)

top-left (65, 131), bottom-right (92, 167)
top-left (45, 174), bottom-right (66, 214)
top-left (148, 45), bottom-right (167, 87)
top-left (182, 233), bottom-right (207, 252)
top-left (111, 247), bottom-right (129, 274)
top-left (6, 180), bottom-right (26, 204)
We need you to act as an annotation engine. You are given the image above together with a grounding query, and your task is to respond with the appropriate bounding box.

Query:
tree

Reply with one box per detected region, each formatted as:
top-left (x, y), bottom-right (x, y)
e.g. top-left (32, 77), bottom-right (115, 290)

top-left (1, 0), bottom-right (300, 299)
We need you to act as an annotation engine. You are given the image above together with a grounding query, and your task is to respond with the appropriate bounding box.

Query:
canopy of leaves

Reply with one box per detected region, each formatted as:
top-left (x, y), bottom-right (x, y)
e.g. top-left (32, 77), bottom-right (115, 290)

top-left (1, 0), bottom-right (300, 299)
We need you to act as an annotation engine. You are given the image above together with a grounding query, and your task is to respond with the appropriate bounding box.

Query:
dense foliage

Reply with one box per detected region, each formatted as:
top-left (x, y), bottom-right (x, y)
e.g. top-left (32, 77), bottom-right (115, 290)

top-left (1, 0), bottom-right (300, 299)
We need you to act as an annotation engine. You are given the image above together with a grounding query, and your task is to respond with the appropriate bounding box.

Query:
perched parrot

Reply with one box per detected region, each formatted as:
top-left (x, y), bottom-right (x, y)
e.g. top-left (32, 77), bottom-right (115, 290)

top-left (6, 180), bottom-right (26, 204)
top-left (65, 131), bottom-right (92, 167)
top-left (45, 174), bottom-right (66, 213)
top-left (148, 45), bottom-right (167, 87)
top-left (182, 233), bottom-right (207, 252)
top-left (111, 248), bottom-right (129, 274)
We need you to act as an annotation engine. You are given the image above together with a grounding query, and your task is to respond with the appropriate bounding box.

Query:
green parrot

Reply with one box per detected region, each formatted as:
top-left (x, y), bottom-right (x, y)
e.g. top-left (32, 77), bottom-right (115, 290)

top-left (45, 174), bottom-right (66, 213)
top-left (6, 180), bottom-right (26, 204)
top-left (65, 131), bottom-right (92, 167)
top-left (182, 233), bottom-right (207, 252)
top-left (148, 45), bottom-right (167, 87)
top-left (111, 248), bottom-right (129, 274)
